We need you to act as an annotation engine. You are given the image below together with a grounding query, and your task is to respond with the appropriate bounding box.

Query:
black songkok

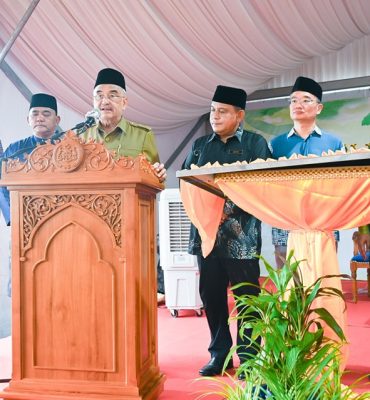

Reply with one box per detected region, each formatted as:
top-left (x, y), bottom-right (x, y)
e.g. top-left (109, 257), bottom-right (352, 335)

top-left (212, 85), bottom-right (247, 109)
top-left (94, 68), bottom-right (126, 91)
top-left (291, 76), bottom-right (322, 101)
top-left (29, 93), bottom-right (57, 113)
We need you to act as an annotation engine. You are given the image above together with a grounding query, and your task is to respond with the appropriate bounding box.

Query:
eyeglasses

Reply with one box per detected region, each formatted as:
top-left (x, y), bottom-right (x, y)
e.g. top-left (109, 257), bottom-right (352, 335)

top-left (288, 98), bottom-right (319, 106)
top-left (93, 93), bottom-right (125, 102)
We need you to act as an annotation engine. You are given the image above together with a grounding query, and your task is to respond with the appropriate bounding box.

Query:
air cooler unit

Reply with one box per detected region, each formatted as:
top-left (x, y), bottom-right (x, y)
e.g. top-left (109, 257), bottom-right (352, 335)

top-left (159, 188), bottom-right (202, 317)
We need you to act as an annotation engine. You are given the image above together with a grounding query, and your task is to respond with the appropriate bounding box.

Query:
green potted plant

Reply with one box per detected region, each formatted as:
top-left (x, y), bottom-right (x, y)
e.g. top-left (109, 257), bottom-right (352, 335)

top-left (198, 252), bottom-right (369, 400)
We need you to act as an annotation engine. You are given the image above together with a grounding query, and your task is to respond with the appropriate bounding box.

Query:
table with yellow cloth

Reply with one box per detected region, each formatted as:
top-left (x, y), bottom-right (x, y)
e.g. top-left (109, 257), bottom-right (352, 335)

top-left (178, 152), bottom-right (370, 367)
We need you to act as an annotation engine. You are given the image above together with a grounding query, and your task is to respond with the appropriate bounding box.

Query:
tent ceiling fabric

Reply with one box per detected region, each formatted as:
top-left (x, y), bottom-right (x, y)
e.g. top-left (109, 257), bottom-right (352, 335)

top-left (1, 0), bottom-right (370, 134)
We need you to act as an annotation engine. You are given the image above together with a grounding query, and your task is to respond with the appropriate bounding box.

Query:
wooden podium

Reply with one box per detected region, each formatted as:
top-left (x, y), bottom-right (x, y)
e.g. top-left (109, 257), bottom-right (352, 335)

top-left (0, 133), bottom-right (165, 400)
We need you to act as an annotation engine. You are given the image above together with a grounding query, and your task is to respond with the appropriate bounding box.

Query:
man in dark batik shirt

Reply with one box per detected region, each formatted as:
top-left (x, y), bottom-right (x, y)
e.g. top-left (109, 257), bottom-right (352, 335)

top-left (182, 85), bottom-right (271, 378)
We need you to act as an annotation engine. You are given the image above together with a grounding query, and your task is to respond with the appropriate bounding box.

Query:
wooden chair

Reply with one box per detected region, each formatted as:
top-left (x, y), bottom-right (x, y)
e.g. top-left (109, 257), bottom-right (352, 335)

top-left (350, 231), bottom-right (370, 303)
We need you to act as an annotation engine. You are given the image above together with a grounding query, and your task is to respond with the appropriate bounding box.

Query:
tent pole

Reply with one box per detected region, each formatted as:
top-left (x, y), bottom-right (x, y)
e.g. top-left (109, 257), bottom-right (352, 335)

top-left (0, 0), bottom-right (40, 66)
top-left (1, 60), bottom-right (32, 101)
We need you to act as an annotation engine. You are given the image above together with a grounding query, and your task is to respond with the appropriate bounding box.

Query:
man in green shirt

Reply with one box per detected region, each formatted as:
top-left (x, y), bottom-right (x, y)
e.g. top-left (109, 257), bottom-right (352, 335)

top-left (81, 68), bottom-right (166, 182)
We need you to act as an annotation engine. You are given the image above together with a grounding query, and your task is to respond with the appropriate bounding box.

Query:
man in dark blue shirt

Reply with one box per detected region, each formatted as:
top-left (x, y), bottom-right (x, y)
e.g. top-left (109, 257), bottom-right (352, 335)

top-left (269, 77), bottom-right (343, 268)
top-left (182, 85), bottom-right (271, 377)
top-left (0, 93), bottom-right (60, 226)
top-left (0, 94), bottom-right (59, 298)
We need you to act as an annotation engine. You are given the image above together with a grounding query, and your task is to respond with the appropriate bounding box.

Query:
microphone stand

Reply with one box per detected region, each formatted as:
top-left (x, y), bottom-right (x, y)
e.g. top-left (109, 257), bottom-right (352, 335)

top-left (51, 118), bottom-right (96, 142)
top-left (51, 122), bottom-right (89, 141)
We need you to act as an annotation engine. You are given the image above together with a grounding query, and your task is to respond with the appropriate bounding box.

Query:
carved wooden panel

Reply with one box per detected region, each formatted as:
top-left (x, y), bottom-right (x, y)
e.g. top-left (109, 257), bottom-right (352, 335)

top-left (21, 205), bottom-right (122, 381)
top-left (139, 198), bottom-right (151, 366)
top-left (33, 222), bottom-right (115, 372)
top-left (22, 193), bottom-right (121, 251)
top-left (4, 131), bottom-right (154, 176)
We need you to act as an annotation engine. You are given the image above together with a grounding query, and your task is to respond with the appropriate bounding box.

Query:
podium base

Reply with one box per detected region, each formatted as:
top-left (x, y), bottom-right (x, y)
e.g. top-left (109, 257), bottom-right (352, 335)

top-left (0, 374), bottom-right (165, 400)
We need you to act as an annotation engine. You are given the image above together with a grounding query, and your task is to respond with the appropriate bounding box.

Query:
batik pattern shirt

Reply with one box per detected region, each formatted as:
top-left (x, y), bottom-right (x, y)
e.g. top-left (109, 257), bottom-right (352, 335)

top-left (182, 128), bottom-right (271, 259)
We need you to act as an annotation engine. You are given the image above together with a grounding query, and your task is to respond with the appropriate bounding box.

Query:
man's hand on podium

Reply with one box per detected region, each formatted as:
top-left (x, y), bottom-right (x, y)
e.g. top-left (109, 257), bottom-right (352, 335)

top-left (152, 162), bottom-right (166, 183)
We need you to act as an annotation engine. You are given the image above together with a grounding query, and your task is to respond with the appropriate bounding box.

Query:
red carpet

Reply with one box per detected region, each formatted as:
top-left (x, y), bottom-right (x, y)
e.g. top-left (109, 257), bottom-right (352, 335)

top-left (158, 279), bottom-right (370, 399)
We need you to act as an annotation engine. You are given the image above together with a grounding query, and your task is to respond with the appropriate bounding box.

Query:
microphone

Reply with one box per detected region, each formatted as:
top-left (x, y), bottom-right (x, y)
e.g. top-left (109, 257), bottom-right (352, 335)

top-left (73, 109), bottom-right (100, 132)
top-left (51, 109), bottom-right (101, 141)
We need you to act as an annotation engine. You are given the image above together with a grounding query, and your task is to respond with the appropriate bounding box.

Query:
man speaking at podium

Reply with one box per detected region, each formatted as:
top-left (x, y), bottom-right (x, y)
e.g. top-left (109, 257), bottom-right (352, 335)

top-left (81, 67), bottom-right (166, 182)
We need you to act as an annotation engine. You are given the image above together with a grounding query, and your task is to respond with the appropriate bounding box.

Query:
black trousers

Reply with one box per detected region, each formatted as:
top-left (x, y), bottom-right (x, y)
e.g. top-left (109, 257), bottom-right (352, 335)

top-left (197, 253), bottom-right (260, 362)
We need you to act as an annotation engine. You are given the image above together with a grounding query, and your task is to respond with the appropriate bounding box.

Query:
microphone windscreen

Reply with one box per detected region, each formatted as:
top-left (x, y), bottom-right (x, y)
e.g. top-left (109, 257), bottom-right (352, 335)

top-left (85, 108), bottom-right (100, 120)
